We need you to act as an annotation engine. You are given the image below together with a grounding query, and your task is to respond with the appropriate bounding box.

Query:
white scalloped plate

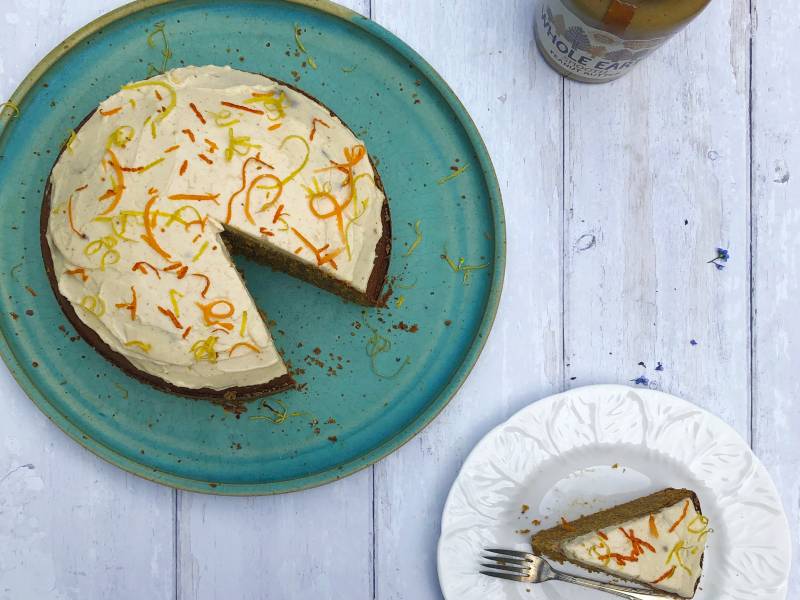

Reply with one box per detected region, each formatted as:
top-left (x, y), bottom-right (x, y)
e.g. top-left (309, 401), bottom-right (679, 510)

top-left (437, 385), bottom-right (791, 600)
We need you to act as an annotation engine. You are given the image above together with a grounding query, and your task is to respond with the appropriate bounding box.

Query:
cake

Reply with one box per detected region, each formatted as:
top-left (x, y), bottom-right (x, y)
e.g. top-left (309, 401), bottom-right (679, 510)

top-left (532, 489), bottom-right (708, 598)
top-left (42, 65), bottom-right (390, 401)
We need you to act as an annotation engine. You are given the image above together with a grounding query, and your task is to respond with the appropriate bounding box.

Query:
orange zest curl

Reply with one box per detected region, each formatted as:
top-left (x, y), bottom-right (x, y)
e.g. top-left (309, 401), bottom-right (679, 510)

top-left (141, 195), bottom-right (172, 260)
top-left (315, 144), bottom-right (366, 186)
top-left (649, 514), bottom-right (659, 538)
top-left (98, 149), bottom-right (125, 216)
top-left (204, 138), bottom-right (218, 153)
top-left (132, 261), bottom-right (161, 279)
top-left (189, 102), bottom-right (206, 124)
top-left (181, 128), bottom-right (196, 142)
top-left (244, 173), bottom-right (282, 225)
top-left (164, 262), bottom-right (189, 279)
top-left (115, 286), bottom-right (138, 320)
top-left (228, 342), bottom-right (260, 357)
top-left (259, 228), bottom-right (274, 237)
top-left (100, 107), bottom-right (123, 117)
top-left (560, 517), bottom-right (575, 532)
top-left (182, 326), bottom-right (192, 339)
top-left (267, 123), bottom-right (282, 131)
top-left (225, 154), bottom-right (272, 224)
top-left (65, 267), bottom-right (89, 282)
top-left (309, 117), bottom-right (330, 141)
top-left (157, 305), bottom-right (183, 329)
top-left (305, 178), bottom-right (351, 247)
top-left (596, 531), bottom-right (608, 541)
top-left (198, 153), bottom-right (213, 165)
top-left (67, 195), bottom-right (87, 239)
top-left (179, 160), bottom-right (189, 176)
top-left (196, 299), bottom-right (235, 326)
top-left (192, 273), bottom-right (211, 297)
top-left (669, 501), bottom-right (690, 533)
top-left (291, 227), bottom-right (343, 269)
top-left (652, 566), bottom-right (676, 584)
top-left (167, 193), bottom-right (220, 204)
top-left (272, 204), bottom-right (285, 224)
top-left (164, 144), bottom-right (180, 153)
top-left (211, 326), bottom-right (233, 334)
top-left (620, 528), bottom-right (655, 555)
top-left (221, 100), bottom-right (264, 115)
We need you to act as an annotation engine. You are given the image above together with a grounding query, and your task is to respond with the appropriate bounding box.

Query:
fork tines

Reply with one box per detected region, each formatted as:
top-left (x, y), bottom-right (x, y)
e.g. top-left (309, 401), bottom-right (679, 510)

top-left (480, 548), bottom-right (534, 582)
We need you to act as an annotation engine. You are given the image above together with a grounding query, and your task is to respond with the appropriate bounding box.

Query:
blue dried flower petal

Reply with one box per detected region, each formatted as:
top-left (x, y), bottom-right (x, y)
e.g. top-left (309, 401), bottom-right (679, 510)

top-left (656, 362), bottom-right (664, 371)
top-left (690, 339), bottom-right (698, 346)
top-left (631, 375), bottom-right (649, 386)
top-left (715, 263), bottom-right (725, 271)
top-left (717, 248), bottom-right (730, 261)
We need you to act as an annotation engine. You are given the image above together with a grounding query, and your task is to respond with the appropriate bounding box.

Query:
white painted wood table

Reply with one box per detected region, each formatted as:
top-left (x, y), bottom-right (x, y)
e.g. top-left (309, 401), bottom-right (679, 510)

top-left (0, 1), bottom-right (797, 598)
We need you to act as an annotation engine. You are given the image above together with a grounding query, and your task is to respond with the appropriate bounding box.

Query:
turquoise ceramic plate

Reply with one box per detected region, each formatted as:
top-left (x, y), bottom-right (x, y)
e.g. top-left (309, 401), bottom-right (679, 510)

top-left (0, 0), bottom-right (504, 494)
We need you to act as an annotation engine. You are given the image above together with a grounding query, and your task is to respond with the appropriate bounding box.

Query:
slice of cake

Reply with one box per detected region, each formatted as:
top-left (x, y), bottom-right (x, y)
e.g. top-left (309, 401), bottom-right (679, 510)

top-left (532, 488), bottom-right (708, 598)
top-left (42, 65), bottom-right (390, 401)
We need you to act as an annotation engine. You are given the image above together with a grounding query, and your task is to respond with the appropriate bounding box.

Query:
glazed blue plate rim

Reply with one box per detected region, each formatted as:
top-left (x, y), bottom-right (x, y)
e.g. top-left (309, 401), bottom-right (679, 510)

top-left (0, 0), bottom-right (506, 495)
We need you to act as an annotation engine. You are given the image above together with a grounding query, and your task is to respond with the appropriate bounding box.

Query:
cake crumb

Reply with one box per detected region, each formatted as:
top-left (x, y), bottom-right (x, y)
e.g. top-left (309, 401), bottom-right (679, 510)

top-left (612, 463), bottom-right (619, 468)
top-left (25, 286), bottom-right (37, 297)
top-left (444, 319), bottom-right (452, 326)
top-left (313, 347), bottom-right (321, 355)
top-left (25, 309), bottom-right (34, 316)
top-left (9, 312), bottom-right (18, 320)
top-left (515, 528), bottom-right (530, 534)
top-left (521, 504), bottom-right (529, 514)
top-left (327, 435), bottom-right (338, 442)
top-left (532, 519), bottom-right (541, 526)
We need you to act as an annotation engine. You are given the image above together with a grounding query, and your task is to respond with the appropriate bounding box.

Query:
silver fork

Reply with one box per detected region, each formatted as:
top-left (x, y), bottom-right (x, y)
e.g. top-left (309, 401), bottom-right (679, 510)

top-left (481, 549), bottom-right (676, 599)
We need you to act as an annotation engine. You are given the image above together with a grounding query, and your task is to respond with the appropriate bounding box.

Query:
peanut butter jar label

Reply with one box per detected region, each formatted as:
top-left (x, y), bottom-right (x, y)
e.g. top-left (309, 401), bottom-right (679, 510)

top-left (535, 0), bottom-right (665, 82)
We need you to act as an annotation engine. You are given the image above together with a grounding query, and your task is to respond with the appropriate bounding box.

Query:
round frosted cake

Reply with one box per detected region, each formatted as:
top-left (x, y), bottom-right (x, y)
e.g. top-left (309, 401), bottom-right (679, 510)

top-left (42, 65), bottom-right (390, 401)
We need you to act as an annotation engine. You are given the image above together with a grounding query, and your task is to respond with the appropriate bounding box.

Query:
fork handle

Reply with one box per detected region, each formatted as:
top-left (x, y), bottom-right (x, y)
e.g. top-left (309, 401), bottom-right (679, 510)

top-left (553, 571), bottom-right (676, 599)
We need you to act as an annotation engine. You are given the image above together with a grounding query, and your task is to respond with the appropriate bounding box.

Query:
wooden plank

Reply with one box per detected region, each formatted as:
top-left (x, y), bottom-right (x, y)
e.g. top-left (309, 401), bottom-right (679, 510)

top-left (0, 3), bottom-right (174, 600)
top-left (751, 0), bottom-right (800, 594)
top-left (563, 0), bottom-right (752, 436)
top-left (178, 469), bottom-right (373, 600)
top-left (370, 1), bottom-right (564, 598)
top-left (0, 363), bottom-right (175, 598)
top-left (172, 1), bottom-right (373, 597)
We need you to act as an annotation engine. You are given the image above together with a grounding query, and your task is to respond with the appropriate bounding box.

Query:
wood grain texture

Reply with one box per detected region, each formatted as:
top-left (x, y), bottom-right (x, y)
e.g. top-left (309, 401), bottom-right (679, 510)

top-left (751, 0), bottom-right (800, 595)
top-left (563, 0), bottom-right (752, 436)
top-left (0, 361), bottom-right (175, 600)
top-left (0, 4), bottom-right (174, 600)
top-left (370, 1), bottom-right (564, 598)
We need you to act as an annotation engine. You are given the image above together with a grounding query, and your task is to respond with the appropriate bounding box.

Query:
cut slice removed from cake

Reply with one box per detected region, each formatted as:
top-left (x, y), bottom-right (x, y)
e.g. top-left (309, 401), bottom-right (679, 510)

top-left (531, 488), bottom-right (709, 598)
top-left (42, 65), bottom-right (390, 401)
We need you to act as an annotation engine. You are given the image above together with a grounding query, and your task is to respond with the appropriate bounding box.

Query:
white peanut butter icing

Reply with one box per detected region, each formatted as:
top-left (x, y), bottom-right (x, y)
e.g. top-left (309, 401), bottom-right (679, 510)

top-left (562, 499), bottom-right (708, 598)
top-left (46, 65), bottom-right (386, 391)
